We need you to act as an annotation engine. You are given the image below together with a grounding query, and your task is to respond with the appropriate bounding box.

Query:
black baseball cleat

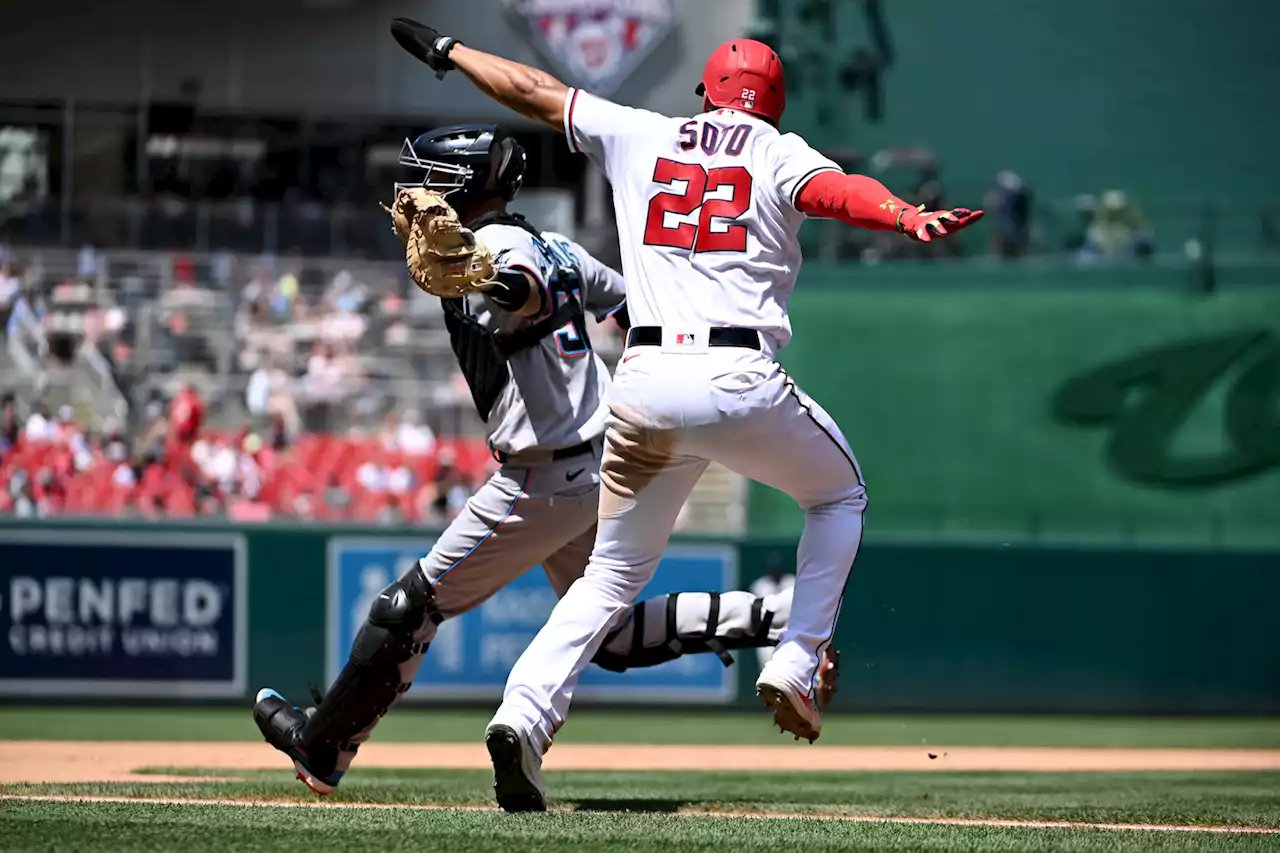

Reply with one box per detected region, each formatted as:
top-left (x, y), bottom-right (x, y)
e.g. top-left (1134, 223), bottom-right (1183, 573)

top-left (485, 723), bottom-right (547, 813)
top-left (252, 688), bottom-right (343, 794)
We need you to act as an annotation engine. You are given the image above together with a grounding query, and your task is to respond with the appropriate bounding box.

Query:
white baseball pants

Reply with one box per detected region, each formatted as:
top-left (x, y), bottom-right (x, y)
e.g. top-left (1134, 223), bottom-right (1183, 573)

top-left (494, 337), bottom-right (867, 753)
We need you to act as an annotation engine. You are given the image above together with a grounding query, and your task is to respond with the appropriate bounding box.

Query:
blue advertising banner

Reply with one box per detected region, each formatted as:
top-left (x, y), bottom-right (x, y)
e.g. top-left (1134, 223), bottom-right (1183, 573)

top-left (327, 539), bottom-right (737, 703)
top-left (0, 530), bottom-right (247, 698)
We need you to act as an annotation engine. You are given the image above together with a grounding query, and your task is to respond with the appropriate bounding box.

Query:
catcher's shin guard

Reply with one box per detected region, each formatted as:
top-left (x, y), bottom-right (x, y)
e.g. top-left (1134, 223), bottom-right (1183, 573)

top-left (592, 591), bottom-right (779, 672)
top-left (298, 567), bottom-right (441, 762)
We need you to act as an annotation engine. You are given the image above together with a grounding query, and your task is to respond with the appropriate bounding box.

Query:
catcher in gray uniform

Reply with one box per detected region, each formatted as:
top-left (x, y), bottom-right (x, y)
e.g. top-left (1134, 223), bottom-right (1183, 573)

top-left (253, 124), bottom-right (837, 794)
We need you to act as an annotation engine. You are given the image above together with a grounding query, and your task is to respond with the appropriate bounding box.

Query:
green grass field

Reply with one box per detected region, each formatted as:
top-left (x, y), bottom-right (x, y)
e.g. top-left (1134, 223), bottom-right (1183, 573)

top-left (4, 707), bottom-right (1280, 747)
top-left (3, 709), bottom-right (1279, 852)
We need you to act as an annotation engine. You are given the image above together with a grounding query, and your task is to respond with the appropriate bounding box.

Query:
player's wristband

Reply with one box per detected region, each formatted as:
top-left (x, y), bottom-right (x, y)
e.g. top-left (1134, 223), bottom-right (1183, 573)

top-left (896, 204), bottom-right (925, 234)
top-left (435, 37), bottom-right (460, 64)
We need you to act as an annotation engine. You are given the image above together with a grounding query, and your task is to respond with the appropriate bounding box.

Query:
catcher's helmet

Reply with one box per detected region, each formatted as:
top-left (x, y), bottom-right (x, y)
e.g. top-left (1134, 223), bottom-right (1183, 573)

top-left (396, 124), bottom-right (526, 206)
top-left (695, 39), bottom-right (785, 125)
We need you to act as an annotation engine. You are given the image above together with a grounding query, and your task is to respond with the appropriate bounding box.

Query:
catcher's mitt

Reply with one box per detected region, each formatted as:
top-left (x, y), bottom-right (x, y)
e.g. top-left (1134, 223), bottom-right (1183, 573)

top-left (381, 188), bottom-right (495, 298)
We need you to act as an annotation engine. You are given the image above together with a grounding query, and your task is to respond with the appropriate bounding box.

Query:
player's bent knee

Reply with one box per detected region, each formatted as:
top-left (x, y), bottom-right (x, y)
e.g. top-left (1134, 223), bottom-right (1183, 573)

top-left (800, 483), bottom-right (867, 515)
top-left (350, 569), bottom-right (442, 668)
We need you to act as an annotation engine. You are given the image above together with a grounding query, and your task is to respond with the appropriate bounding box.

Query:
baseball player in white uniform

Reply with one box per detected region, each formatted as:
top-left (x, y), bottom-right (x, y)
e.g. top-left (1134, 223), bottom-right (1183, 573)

top-left (390, 18), bottom-right (982, 811)
top-left (252, 123), bottom-right (833, 795)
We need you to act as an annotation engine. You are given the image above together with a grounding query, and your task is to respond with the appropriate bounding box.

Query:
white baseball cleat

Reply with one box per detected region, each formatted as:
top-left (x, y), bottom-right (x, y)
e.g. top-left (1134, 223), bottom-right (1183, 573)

top-left (756, 674), bottom-right (823, 743)
top-left (484, 722), bottom-right (547, 812)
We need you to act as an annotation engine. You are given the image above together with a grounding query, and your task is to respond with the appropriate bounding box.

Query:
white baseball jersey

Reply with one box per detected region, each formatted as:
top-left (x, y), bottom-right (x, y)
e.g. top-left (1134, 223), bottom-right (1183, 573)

top-left (563, 88), bottom-right (840, 348)
top-left (468, 221), bottom-right (625, 455)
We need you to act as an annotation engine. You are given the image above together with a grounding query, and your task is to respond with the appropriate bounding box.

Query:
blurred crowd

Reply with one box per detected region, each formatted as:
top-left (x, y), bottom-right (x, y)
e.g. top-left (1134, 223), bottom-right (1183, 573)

top-left (0, 385), bottom-right (496, 523)
top-left (0, 235), bottom-right (633, 525)
top-left (984, 176), bottom-right (1155, 262)
top-left (801, 150), bottom-right (1157, 264)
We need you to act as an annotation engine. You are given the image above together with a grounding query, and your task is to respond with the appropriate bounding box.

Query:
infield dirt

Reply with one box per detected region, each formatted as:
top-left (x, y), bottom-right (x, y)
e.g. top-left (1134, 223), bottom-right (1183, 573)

top-left (4, 741), bottom-right (1280, 784)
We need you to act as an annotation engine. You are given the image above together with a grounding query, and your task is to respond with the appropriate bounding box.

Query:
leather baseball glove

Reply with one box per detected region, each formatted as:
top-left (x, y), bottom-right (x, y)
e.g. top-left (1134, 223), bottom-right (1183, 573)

top-left (381, 187), bottom-right (495, 298)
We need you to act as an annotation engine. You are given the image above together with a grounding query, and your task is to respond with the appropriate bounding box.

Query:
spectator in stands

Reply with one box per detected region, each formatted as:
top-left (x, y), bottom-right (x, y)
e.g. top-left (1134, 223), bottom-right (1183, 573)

top-left (431, 448), bottom-right (474, 522)
top-left (6, 469), bottom-right (37, 517)
top-left (323, 471), bottom-right (351, 516)
top-left (77, 241), bottom-right (100, 282)
top-left (272, 273), bottom-right (297, 321)
top-left (302, 341), bottom-right (345, 430)
top-left (246, 357), bottom-right (301, 440)
top-left (53, 404), bottom-right (77, 443)
top-left (237, 433), bottom-right (267, 502)
top-left (381, 409), bottom-right (435, 457)
top-left (240, 267), bottom-right (270, 311)
top-left (319, 300), bottom-right (366, 345)
top-left (375, 493), bottom-right (406, 526)
top-left (169, 381), bottom-right (204, 445)
top-left (24, 401), bottom-right (55, 442)
top-left (99, 417), bottom-right (130, 463)
top-left (1, 392), bottom-right (20, 452)
top-left (327, 270), bottom-right (359, 310)
top-left (172, 253), bottom-right (196, 288)
top-left (167, 381), bottom-right (204, 468)
top-left (196, 481), bottom-right (224, 516)
top-left (211, 250), bottom-right (235, 290)
top-left (355, 450), bottom-right (389, 495)
top-left (193, 432), bottom-right (238, 496)
top-left (291, 491), bottom-right (316, 522)
top-left (387, 459), bottom-right (414, 499)
top-left (1077, 190), bottom-right (1155, 263)
top-left (985, 170), bottom-right (1033, 258)
top-left (160, 276), bottom-right (218, 369)
top-left (138, 398), bottom-right (170, 464)
top-left (0, 258), bottom-right (20, 316)
top-left (6, 279), bottom-right (45, 341)
top-left (67, 424), bottom-right (95, 473)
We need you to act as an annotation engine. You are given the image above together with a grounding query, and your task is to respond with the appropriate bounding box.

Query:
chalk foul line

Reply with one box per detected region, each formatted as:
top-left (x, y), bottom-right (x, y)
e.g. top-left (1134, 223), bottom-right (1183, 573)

top-left (2, 794), bottom-right (1277, 836)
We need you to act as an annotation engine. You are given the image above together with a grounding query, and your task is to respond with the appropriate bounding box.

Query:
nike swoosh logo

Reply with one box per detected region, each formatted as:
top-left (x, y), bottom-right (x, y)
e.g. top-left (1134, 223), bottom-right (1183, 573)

top-left (622, 353), bottom-right (641, 363)
top-left (566, 468), bottom-right (586, 482)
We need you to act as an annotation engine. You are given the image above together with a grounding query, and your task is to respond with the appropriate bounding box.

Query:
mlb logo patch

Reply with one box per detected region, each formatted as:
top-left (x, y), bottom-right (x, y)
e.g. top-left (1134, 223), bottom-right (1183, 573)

top-left (504, 0), bottom-right (676, 96)
top-left (675, 333), bottom-right (695, 345)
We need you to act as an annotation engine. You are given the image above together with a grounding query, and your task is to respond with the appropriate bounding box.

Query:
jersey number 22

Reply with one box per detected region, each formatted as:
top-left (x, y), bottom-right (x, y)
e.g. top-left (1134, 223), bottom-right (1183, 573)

top-left (643, 159), bottom-right (753, 253)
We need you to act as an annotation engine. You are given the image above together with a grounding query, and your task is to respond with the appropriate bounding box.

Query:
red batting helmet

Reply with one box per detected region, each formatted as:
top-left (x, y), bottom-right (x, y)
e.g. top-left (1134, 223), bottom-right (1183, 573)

top-left (695, 39), bottom-right (786, 125)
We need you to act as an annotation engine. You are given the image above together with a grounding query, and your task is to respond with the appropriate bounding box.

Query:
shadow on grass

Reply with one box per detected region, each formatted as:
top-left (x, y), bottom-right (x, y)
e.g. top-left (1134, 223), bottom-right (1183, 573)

top-left (568, 798), bottom-right (692, 813)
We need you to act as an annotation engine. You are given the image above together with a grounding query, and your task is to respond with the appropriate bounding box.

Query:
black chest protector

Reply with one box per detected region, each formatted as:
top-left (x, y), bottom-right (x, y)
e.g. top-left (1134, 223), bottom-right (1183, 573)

top-left (441, 212), bottom-right (591, 421)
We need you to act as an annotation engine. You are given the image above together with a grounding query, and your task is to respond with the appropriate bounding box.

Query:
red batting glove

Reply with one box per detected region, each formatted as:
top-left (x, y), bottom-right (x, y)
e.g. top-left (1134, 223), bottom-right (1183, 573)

top-left (895, 205), bottom-right (984, 243)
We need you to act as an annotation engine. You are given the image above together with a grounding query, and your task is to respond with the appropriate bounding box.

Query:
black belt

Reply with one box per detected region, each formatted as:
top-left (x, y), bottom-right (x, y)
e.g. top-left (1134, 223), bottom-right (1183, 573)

top-left (492, 439), bottom-right (595, 465)
top-left (625, 326), bottom-right (761, 350)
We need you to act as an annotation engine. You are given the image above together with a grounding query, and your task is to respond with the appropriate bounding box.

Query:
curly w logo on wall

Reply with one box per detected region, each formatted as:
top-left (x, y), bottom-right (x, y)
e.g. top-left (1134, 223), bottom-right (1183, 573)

top-left (1052, 330), bottom-right (1280, 487)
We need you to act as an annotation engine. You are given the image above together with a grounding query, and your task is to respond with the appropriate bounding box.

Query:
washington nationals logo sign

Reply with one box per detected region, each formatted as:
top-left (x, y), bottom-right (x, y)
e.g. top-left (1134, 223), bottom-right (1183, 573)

top-left (504, 0), bottom-right (676, 96)
top-left (1051, 329), bottom-right (1280, 487)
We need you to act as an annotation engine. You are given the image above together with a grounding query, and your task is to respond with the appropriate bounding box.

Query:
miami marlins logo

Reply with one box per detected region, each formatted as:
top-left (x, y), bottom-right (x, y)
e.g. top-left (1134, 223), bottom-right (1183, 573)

top-left (504, 0), bottom-right (676, 96)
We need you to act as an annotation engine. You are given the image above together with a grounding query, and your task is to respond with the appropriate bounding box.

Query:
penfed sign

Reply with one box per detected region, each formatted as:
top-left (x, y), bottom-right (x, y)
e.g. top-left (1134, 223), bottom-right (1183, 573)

top-left (0, 530), bottom-right (246, 698)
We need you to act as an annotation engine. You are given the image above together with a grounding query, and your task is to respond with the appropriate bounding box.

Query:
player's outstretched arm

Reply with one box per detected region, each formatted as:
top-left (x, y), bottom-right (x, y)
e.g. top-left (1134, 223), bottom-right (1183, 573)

top-left (795, 171), bottom-right (984, 243)
top-left (390, 18), bottom-right (568, 131)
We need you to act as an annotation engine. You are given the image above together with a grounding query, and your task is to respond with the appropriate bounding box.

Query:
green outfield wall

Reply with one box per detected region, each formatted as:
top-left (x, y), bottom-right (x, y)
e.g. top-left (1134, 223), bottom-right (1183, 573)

top-left (779, 0), bottom-right (1280, 206)
top-left (2, 520), bottom-right (1276, 714)
top-left (751, 275), bottom-right (1280, 546)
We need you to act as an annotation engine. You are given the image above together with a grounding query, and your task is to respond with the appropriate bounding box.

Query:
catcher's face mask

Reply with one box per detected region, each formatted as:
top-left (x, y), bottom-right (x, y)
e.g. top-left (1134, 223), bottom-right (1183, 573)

top-left (394, 137), bottom-right (473, 197)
